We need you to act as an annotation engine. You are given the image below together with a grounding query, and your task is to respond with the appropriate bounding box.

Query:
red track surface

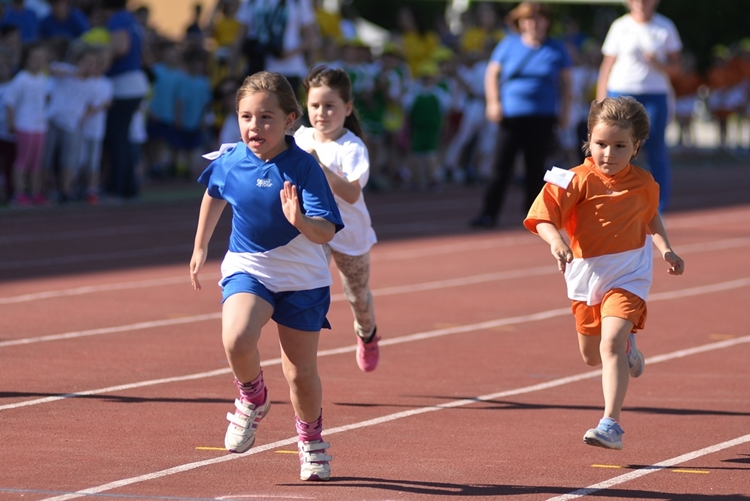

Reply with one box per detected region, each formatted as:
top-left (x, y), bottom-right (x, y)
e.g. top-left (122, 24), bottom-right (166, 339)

top-left (1, 162), bottom-right (750, 501)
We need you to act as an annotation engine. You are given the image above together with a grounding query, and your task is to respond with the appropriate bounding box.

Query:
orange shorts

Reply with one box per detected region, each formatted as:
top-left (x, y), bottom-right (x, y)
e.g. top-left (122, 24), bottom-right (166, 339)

top-left (571, 288), bottom-right (647, 336)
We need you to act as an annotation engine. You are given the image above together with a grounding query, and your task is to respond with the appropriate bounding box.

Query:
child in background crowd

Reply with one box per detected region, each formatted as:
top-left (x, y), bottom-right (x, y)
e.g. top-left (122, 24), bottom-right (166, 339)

top-left (43, 42), bottom-right (97, 203)
top-left (524, 96), bottom-right (684, 450)
top-left (78, 47), bottom-right (113, 204)
top-left (295, 65), bottom-right (380, 371)
top-left (172, 47), bottom-right (212, 179)
top-left (190, 71), bottom-right (343, 481)
top-left (145, 41), bottom-right (182, 178)
top-left (2, 42), bottom-right (49, 205)
top-left (402, 60), bottom-right (450, 190)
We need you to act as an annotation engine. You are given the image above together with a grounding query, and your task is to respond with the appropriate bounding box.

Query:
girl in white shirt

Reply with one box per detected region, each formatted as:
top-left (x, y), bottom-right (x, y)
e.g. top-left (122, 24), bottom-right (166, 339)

top-left (2, 42), bottom-right (49, 205)
top-left (295, 65), bottom-right (380, 372)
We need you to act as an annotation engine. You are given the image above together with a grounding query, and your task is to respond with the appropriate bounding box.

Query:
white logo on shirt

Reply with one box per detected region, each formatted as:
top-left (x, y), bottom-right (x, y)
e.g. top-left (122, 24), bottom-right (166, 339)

top-left (256, 179), bottom-right (273, 188)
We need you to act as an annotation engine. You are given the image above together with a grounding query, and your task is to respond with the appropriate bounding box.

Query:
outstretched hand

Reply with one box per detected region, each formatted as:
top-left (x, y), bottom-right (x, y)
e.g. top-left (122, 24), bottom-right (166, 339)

top-left (280, 180), bottom-right (302, 228)
top-left (550, 240), bottom-right (574, 274)
top-left (663, 251), bottom-right (684, 275)
top-left (189, 248), bottom-right (207, 291)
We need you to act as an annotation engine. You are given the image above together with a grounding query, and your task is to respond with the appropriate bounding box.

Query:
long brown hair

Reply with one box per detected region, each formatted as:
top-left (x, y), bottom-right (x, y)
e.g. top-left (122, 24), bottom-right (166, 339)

top-left (302, 65), bottom-right (364, 138)
top-left (236, 71), bottom-right (302, 120)
top-left (583, 96), bottom-right (650, 159)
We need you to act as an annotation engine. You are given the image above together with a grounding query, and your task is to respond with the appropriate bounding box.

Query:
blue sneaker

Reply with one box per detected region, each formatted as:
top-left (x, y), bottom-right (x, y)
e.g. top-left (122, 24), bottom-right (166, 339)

top-left (584, 418), bottom-right (624, 450)
top-left (626, 333), bottom-right (645, 378)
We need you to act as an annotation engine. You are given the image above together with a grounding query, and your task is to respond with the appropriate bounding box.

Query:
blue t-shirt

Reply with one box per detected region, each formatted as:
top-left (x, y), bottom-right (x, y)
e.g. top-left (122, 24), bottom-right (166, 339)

top-left (106, 10), bottom-right (143, 76)
top-left (0, 7), bottom-right (38, 42)
top-left (147, 63), bottom-right (183, 123)
top-left (176, 73), bottom-right (212, 131)
top-left (490, 34), bottom-right (572, 118)
top-left (198, 137), bottom-right (343, 292)
top-left (38, 9), bottom-right (89, 40)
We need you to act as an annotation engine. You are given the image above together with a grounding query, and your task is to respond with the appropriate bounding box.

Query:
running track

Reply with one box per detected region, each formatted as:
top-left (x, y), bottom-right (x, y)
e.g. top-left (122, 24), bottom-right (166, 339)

top-left (1, 162), bottom-right (749, 501)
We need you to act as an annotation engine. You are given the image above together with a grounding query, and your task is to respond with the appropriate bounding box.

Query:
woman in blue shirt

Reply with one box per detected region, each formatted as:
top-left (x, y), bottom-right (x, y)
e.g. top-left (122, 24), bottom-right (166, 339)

top-left (101, 0), bottom-right (149, 199)
top-left (470, 2), bottom-right (572, 228)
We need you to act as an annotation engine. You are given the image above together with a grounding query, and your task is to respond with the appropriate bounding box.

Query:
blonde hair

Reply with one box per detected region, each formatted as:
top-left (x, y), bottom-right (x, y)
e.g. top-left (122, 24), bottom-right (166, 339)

top-left (236, 71), bottom-right (302, 120)
top-left (583, 96), bottom-right (650, 159)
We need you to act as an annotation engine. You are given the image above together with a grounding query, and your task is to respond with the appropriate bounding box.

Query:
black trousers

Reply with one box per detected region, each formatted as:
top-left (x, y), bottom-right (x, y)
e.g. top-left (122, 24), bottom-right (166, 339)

top-left (479, 115), bottom-right (557, 221)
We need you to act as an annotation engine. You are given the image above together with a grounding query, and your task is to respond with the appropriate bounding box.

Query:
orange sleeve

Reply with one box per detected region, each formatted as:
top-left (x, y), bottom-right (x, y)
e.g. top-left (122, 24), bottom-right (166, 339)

top-left (524, 170), bottom-right (583, 234)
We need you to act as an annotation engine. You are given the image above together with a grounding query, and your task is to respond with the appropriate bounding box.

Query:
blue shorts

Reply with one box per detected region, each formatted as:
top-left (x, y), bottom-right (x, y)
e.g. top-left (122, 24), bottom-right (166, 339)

top-left (167, 127), bottom-right (204, 151)
top-left (220, 273), bottom-right (332, 332)
top-left (146, 118), bottom-right (173, 140)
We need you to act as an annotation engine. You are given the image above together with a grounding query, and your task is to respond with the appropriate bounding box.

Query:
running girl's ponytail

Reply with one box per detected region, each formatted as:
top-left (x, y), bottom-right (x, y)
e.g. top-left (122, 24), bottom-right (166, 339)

top-left (303, 65), bottom-right (364, 138)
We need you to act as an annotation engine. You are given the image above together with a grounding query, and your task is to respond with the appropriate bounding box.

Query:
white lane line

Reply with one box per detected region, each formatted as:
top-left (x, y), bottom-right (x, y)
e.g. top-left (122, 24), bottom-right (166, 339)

top-left (0, 237), bottom-right (536, 305)
top-left (4, 270), bottom-right (749, 350)
top-left (4, 276), bottom-right (750, 411)
top-left (545, 433), bottom-right (750, 501)
top-left (0, 276), bottom-right (215, 305)
top-left (0, 267), bottom-right (557, 347)
top-left (2, 233), bottom-right (747, 306)
top-left (38, 334), bottom-right (750, 501)
top-left (0, 314), bottom-right (222, 348)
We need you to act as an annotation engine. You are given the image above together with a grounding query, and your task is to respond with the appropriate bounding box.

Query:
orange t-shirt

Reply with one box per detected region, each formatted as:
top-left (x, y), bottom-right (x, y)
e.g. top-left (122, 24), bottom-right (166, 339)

top-left (524, 158), bottom-right (659, 259)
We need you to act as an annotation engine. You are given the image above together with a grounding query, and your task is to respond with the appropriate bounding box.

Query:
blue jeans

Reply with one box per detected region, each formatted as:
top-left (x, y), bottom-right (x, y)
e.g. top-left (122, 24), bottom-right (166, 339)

top-left (608, 92), bottom-right (671, 211)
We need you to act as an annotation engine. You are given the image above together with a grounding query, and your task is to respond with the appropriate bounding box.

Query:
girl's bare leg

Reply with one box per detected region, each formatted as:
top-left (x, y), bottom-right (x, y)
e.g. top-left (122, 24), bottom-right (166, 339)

top-left (277, 325), bottom-right (322, 422)
top-left (222, 293), bottom-right (273, 383)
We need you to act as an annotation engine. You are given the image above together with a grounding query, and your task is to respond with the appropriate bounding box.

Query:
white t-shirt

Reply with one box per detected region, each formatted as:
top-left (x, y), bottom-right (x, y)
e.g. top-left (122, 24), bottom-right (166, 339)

top-left (236, 0), bottom-right (315, 78)
top-left (601, 13), bottom-right (682, 95)
top-left (1, 71), bottom-right (49, 133)
top-left (294, 126), bottom-right (377, 256)
top-left (47, 64), bottom-right (94, 133)
top-left (81, 76), bottom-right (114, 140)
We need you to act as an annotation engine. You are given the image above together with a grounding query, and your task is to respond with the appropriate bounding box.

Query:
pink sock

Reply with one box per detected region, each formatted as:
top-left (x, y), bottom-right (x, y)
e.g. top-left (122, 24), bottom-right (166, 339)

top-left (234, 371), bottom-right (266, 407)
top-left (295, 410), bottom-right (323, 442)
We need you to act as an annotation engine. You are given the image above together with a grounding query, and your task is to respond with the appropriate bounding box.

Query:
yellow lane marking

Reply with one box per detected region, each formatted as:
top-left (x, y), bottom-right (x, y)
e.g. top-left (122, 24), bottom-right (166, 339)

top-left (275, 450), bottom-right (298, 454)
top-left (195, 446), bottom-right (226, 451)
top-left (672, 469), bottom-right (710, 474)
top-left (709, 334), bottom-right (735, 340)
top-left (591, 464), bottom-right (624, 469)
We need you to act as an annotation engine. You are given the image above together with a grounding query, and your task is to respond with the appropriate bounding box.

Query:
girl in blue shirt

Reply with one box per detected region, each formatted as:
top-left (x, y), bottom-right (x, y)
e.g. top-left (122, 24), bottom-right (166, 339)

top-left (189, 71), bottom-right (343, 482)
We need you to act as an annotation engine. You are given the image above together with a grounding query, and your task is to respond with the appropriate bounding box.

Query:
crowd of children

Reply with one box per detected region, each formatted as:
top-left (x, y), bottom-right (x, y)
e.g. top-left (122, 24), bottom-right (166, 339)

top-left (1, 0), bottom-right (749, 204)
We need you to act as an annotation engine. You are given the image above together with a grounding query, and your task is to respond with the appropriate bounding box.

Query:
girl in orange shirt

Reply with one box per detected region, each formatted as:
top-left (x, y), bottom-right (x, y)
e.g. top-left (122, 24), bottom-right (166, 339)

top-left (524, 96), bottom-right (684, 450)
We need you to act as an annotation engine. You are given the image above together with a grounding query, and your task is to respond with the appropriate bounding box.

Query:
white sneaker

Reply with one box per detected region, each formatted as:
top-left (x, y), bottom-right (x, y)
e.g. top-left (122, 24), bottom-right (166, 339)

top-left (224, 394), bottom-right (270, 453)
top-left (626, 333), bottom-right (645, 378)
top-left (298, 440), bottom-right (332, 481)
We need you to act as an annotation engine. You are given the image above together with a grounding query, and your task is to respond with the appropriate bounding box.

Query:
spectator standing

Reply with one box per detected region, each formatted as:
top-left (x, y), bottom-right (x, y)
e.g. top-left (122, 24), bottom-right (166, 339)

top-left (172, 47), bottom-right (212, 179)
top-left (101, 0), bottom-right (149, 200)
top-left (38, 0), bottom-right (89, 41)
top-left (79, 47), bottom-right (113, 204)
top-left (393, 5), bottom-right (439, 78)
top-left (43, 45), bottom-right (97, 203)
top-left (145, 42), bottom-right (182, 178)
top-left (2, 42), bottom-right (49, 205)
top-left (470, 2), bottom-right (572, 228)
top-left (232, 0), bottom-right (317, 93)
top-left (0, 0), bottom-right (38, 43)
top-left (459, 2), bottom-right (504, 55)
top-left (402, 60), bottom-right (451, 190)
top-left (0, 25), bottom-right (23, 72)
top-left (0, 48), bottom-right (16, 203)
top-left (206, 0), bottom-right (242, 81)
top-left (596, 0), bottom-right (682, 211)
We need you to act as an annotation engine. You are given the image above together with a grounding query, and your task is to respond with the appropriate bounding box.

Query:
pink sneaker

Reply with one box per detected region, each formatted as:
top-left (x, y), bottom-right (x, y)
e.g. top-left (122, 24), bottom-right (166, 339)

top-left (356, 328), bottom-right (380, 372)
